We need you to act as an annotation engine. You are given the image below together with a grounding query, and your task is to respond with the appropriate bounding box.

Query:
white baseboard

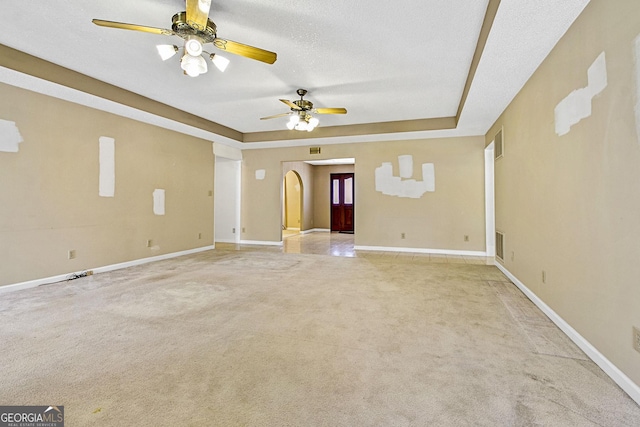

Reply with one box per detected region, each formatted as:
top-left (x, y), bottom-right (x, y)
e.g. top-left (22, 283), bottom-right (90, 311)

top-left (302, 228), bottom-right (330, 234)
top-left (215, 238), bottom-right (240, 244)
top-left (354, 245), bottom-right (487, 257)
top-left (0, 245), bottom-right (215, 294)
top-left (239, 240), bottom-right (283, 246)
top-left (285, 227), bottom-right (300, 231)
top-left (494, 262), bottom-right (640, 406)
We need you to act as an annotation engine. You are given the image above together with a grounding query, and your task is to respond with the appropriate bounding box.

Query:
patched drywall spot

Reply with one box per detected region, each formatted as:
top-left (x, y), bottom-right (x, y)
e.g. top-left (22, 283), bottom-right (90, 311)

top-left (255, 169), bottom-right (266, 180)
top-left (375, 155), bottom-right (435, 199)
top-left (153, 189), bottom-right (165, 215)
top-left (398, 154), bottom-right (413, 178)
top-left (99, 137), bottom-right (115, 197)
top-left (0, 119), bottom-right (23, 152)
top-left (555, 52), bottom-right (607, 136)
top-left (634, 35), bottom-right (640, 144)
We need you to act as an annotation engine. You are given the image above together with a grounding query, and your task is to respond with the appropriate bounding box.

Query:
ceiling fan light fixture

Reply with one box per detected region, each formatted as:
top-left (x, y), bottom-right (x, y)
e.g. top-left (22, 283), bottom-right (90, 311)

top-left (295, 121), bottom-right (309, 131)
top-left (185, 37), bottom-right (204, 57)
top-left (156, 44), bottom-right (178, 61)
top-left (266, 89), bottom-right (342, 131)
top-left (286, 114), bottom-right (300, 130)
top-left (308, 117), bottom-right (320, 131)
top-left (181, 53), bottom-right (208, 77)
top-left (210, 53), bottom-right (230, 72)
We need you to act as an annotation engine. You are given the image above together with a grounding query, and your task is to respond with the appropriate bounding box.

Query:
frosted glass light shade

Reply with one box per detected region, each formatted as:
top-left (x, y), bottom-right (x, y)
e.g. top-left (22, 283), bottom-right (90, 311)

top-left (185, 38), bottom-right (203, 56)
top-left (210, 54), bottom-right (230, 72)
top-left (181, 53), bottom-right (208, 77)
top-left (286, 115), bottom-right (300, 130)
top-left (156, 44), bottom-right (178, 61)
top-left (308, 117), bottom-right (319, 131)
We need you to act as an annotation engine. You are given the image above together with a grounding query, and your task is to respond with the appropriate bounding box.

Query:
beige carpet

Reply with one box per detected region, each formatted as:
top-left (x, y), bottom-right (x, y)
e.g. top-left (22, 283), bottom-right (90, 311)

top-left (1, 248), bottom-right (639, 426)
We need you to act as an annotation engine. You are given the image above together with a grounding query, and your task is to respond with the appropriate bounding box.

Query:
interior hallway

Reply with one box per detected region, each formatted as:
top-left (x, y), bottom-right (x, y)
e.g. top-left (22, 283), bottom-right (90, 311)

top-left (1, 235), bottom-right (639, 425)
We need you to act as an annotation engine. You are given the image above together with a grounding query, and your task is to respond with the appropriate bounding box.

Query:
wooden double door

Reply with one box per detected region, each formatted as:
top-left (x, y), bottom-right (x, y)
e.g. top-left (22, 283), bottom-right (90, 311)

top-left (330, 173), bottom-right (354, 232)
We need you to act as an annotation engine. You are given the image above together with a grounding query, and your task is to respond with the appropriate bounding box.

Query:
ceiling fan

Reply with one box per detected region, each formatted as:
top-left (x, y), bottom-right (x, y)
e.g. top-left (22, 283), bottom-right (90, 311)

top-left (92, 0), bottom-right (277, 77)
top-left (261, 89), bottom-right (347, 131)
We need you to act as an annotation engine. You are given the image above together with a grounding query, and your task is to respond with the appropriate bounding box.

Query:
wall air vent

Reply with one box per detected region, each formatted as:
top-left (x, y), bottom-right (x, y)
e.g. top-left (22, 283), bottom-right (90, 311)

top-left (495, 231), bottom-right (505, 262)
top-left (495, 127), bottom-right (504, 160)
top-left (310, 147), bottom-right (321, 155)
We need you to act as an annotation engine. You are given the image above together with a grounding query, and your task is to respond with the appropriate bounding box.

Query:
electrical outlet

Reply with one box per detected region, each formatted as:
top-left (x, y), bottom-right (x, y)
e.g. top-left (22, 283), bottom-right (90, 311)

top-left (542, 270), bottom-right (546, 284)
top-left (68, 250), bottom-right (76, 260)
top-left (633, 326), bottom-right (640, 354)
top-left (242, 227), bottom-right (245, 233)
top-left (401, 232), bottom-right (406, 239)
top-left (464, 235), bottom-right (469, 242)
top-left (232, 228), bottom-right (236, 234)
top-left (198, 233), bottom-right (202, 239)
top-left (146, 239), bottom-right (153, 248)
top-left (208, 190), bottom-right (213, 197)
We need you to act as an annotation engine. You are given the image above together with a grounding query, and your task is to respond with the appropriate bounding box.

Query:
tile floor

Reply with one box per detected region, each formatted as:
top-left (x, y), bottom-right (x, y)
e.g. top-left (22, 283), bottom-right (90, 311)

top-left (217, 231), bottom-right (493, 264)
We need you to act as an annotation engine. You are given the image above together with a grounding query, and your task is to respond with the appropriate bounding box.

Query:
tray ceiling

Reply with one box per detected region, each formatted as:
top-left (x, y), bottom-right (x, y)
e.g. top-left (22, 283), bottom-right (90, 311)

top-left (0, 0), bottom-right (590, 147)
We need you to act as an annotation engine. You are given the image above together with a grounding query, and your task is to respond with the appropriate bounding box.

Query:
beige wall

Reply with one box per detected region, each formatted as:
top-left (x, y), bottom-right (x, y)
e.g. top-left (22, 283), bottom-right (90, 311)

top-left (0, 82), bottom-right (214, 287)
top-left (486, 0), bottom-right (640, 384)
top-left (313, 164), bottom-right (355, 229)
top-left (242, 136), bottom-right (486, 251)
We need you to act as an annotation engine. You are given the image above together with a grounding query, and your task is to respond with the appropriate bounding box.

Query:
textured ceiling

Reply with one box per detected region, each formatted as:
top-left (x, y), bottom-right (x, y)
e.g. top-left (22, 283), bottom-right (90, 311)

top-left (0, 0), bottom-right (590, 146)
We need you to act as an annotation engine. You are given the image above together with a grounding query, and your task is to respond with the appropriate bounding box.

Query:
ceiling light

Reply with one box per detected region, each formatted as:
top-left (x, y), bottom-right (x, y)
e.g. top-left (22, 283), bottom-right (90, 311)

top-left (181, 53), bottom-right (208, 77)
top-left (287, 114), bottom-right (319, 132)
top-left (286, 114), bottom-right (300, 130)
top-left (185, 37), bottom-right (203, 56)
top-left (156, 44), bottom-right (178, 61)
top-left (308, 117), bottom-right (320, 131)
top-left (210, 54), bottom-right (230, 72)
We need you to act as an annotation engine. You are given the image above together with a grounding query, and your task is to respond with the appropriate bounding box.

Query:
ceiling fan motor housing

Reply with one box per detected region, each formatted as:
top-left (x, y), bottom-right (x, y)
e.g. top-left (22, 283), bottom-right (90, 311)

top-left (171, 12), bottom-right (217, 42)
top-left (293, 99), bottom-right (314, 111)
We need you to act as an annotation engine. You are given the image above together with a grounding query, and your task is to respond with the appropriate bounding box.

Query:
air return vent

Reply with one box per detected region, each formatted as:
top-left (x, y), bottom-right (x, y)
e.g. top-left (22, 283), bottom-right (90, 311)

top-left (495, 127), bottom-right (504, 160)
top-left (495, 231), bottom-right (505, 262)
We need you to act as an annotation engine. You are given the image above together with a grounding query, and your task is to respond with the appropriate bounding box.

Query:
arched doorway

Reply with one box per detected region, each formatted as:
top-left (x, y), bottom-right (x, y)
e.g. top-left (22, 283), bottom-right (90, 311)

top-left (283, 170), bottom-right (303, 237)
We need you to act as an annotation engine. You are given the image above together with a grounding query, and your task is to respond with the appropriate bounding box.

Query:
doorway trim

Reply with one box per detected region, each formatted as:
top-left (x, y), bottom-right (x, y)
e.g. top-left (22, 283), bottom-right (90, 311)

top-left (214, 156), bottom-right (242, 244)
top-left (485, 141), bottom-right (496, 258)
top-left (283, 170), bottom-right (303, 237)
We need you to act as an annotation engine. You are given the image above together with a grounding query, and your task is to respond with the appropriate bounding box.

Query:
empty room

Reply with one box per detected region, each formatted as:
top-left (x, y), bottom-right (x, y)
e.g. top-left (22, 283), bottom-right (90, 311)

top-left (1, 0), bottom-right (640, 425)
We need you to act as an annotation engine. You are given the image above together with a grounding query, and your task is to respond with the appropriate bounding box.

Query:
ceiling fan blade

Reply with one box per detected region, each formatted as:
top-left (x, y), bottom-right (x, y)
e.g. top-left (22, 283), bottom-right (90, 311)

top-left (260, 113), bottom-right (291, 120)
top-left (315, 108), bottom-right (348, 115)
top-left (213, 38), bottom-right (277, 64)
top-left (186, 0), bottom-right (211, 31)
top-left (92, 19), bottom-right (174, 36)
top-left (280, 99), bottom-right (301, 110)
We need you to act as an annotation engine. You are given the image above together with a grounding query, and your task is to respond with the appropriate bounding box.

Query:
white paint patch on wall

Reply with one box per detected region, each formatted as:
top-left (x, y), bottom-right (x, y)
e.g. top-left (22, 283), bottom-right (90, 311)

top-left (555, 52), bottom-right (608, 136)
top-left (153, 189), bottom-right (165, 215)
top-left (99, 137), bottom-right (115, 197)
top-left (398, 154), bottom-right (413, 178)
top-left (634, 35), bottom-right (640, 144)
top-left (375, 155), bottom-right (435, 199)
top-left (0, 119), bottom-right (23, 152)
top-left (422, 163), bottom-right (435, 192)
top-left (255, 169), bottom-right (266, 180)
